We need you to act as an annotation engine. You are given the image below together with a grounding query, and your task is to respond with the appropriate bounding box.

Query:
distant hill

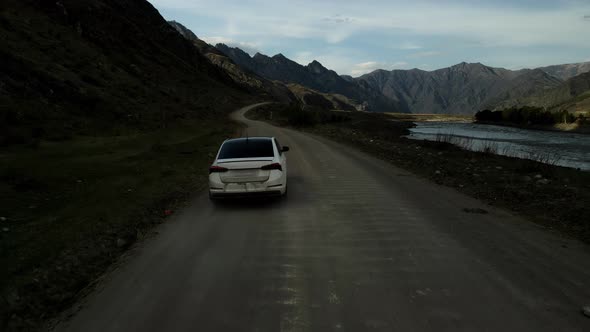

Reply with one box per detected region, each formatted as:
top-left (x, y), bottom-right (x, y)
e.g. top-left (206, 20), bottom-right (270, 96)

top-left (357, 63), bottom-right (545, 115)
top-left (168, 22), bottom-right (360, 111)
top-left (168, 21), bottom-right (295, 103)
top-left (536, 62), bottom-right (590, 81)
top-left (215, 44), bottom-right (405, 113)
top-left (356, 62), bottom-right (590, 115)
top-left (214, 43), bottom-right (590, 114)
top-left (494, 71), bottom-right (590, 113)
top-left (0, 0), bottom-right (250, 145)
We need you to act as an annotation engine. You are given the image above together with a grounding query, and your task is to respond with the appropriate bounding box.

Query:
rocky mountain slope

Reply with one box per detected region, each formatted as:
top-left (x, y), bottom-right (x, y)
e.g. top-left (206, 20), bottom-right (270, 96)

top-left (357, 63), bottom-right (569, 115)
top-left (168, 21), bottom-right (296, 103)
top-left (215, 44), bottom-right (404, 112)
top-left (168, 22), bottom-right (361, 111)
top-left (495, 71), bottom-right (590, 113)
top-left (0, 0), bottom-right (254, 146)
top-left (537, 61), bottom-right (590, 81)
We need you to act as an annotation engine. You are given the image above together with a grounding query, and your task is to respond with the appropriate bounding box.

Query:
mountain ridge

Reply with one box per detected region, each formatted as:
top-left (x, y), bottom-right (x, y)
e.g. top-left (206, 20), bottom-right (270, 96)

top-left (214, 43), bottom-right (590, 114)
top-left (215, 43), bottom-right (406, 112)
top-left (168, 23), bottom-right (362, 111)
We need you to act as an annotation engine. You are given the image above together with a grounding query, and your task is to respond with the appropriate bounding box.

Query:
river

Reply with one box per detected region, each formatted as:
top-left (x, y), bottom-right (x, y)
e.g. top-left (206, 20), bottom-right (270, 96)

top-left (407, 122), bottom-right (590, 170)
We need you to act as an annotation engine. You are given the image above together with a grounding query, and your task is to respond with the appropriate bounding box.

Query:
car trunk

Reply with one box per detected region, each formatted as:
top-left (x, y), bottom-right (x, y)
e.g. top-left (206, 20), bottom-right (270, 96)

top-left (217, 158), bottom-right (273, 183)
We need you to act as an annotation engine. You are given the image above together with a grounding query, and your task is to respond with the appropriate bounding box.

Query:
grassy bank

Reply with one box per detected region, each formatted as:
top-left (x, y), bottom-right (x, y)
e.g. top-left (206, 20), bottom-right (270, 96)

top-left (475, 108), bottom-right (590, 134)
top-left (384, 112), bottom-right (472, 123)
top-left (248, 103), bottom-right (590, 244)
top-left (0, 118), bottom-right (240, 330)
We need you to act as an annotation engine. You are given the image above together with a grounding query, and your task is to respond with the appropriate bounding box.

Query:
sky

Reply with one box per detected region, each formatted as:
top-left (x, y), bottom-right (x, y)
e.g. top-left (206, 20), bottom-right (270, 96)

top-left (149, 0), bottom-right (590, 77)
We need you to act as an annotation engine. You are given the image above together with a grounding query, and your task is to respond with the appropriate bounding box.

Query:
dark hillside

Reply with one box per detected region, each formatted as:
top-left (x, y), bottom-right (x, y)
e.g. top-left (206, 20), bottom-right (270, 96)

top-left (0, 0), bottom-right (249, 146)
top-left (0, 1), bottom-right (256, 330)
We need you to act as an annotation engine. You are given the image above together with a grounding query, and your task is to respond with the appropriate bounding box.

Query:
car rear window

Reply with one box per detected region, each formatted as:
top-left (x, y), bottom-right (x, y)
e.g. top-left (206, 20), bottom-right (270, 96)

top-left (218, 139), bottom-right (275, 159)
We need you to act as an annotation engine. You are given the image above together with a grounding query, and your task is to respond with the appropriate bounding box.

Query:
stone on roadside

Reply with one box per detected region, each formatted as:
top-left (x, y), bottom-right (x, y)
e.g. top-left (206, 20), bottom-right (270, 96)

top-left (582, 306), bottom-right (590, 318)
top-left (522, 176), bottom-right (532, 182)
top-left (534, 174), bottom-right (543, 179)
top-left (435, 170), bottom-right (441, 175)
top-left (537, 179), bottom-right (551, 185)
top-left (0, 217), bottom-right (6, 222)
top-left (2, 227), bottom-right (9, 232)
top-left (116, 238), bottom-right (127, 248)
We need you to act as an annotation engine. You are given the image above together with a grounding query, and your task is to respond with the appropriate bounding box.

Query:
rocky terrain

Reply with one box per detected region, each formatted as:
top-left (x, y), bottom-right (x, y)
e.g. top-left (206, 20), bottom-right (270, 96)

top-left (494, 71), bottom-right (590, 113)
top-left (169, 22), bottom-right (361, 111)
top-left (537, 62), bottom-right (590, 81)
top-left (215, 44), bottom-right (403, 112)
top-left (357, 63), bottom-right (574, 114)
top-left (0, 0), bottom-right (257, 147)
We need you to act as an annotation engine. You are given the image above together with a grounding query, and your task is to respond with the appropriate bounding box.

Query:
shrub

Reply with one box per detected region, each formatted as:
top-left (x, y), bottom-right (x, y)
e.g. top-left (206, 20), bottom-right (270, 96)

top-left (475, 107), bottom-right (575, 126)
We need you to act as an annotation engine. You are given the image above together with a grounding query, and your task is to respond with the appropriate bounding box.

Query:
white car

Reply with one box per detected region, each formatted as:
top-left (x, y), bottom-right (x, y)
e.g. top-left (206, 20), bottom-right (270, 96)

top-left (209, 137), bottom-right (289, 199)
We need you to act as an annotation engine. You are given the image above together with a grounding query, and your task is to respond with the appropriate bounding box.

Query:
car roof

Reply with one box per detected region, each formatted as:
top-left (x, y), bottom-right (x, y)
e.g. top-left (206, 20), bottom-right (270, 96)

top-left (224, 137), bottom-right (274, 143)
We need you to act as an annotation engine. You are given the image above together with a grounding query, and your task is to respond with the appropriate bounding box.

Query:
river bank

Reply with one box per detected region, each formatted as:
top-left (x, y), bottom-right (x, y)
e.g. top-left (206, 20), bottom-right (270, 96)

top-left (475, 121), bottom-right (590, 134)
top-left (385, 112), bottom-right (472, 123)
top-left (408, 122), bottom-right (590, 171)
top-left (247, 103), bottom-right (590, 244)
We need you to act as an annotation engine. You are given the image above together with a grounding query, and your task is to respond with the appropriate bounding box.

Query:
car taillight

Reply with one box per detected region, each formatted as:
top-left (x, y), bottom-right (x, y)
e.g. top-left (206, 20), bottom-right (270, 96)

top-left (209, 165), bottom-right (228, 174)
top-left (261, 163), bottom-right (282, 171)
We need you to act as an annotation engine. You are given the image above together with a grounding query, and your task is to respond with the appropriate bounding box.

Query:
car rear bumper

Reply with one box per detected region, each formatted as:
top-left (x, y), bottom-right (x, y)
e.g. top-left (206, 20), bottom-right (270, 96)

top-left (209, 190), bottom-right (283, 199)
top-left (209, 172), bottom-right (286, 198)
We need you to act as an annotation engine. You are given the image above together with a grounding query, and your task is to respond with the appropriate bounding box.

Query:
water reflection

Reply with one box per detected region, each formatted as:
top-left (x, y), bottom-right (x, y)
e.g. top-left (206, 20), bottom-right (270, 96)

top-left (408, 122), bottom-right (590, 170)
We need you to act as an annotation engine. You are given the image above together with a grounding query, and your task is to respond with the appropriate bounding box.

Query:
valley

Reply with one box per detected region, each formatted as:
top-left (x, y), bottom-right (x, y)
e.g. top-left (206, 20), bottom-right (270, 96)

top-left (1, 0), bottom-right (590, 331)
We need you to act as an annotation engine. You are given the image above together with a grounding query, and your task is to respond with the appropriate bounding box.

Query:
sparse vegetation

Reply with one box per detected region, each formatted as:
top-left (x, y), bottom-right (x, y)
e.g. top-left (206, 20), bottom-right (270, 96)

top-left (250, 103), bottom-right (352, 127)
top-left (0, 119), bottom-right (240, 331)
top-left (475, 107), bottom-right (584, 126)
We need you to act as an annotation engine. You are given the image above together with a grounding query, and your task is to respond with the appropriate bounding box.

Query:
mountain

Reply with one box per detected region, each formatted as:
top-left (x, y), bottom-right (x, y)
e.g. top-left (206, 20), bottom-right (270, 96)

top-left (215, 44), bottom-right (404, 112)
top-left (537, 62), bottom-right (590, 81)
top-left (356, 62), bottom-right (575, 115)
top-left (286, 84), bottom-right (358, 111)
top-left (0, 0), bottom-right (251, 145)
top-left (167, 22), bottom-right (360, 110)
top-left (482, 69), bottom-right (564, 109)
top-left (167, 21), bottom-right (295, 103)
top-left (216, 43), bottom-right (590, 115)
top-left (496, 71), bottom-right (590, 112)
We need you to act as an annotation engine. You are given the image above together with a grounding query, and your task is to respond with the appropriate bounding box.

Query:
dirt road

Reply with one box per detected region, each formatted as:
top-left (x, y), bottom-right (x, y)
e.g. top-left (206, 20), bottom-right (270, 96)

top-left (56, 104), bottom-right (590, 331)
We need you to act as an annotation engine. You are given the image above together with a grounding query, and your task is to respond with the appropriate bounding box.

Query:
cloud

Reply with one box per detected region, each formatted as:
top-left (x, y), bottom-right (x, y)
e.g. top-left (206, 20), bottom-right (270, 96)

top-left (201, 36), bottom-right (260, 55)
top-left (323, 14), bottom-right (354, 24)
top-left (152, 0), bottom-right (590, 47)
top-left (399, 42), bottom-right (422, 50)
top-left (410, 51), bottom-right (441, 58)
top-left (151, 0), bottom-right (590, 71)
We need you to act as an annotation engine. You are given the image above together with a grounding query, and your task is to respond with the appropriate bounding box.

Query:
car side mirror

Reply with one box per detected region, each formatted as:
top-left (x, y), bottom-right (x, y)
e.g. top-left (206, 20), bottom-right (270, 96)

top-left (281, 146), bottom-right (290, 152)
